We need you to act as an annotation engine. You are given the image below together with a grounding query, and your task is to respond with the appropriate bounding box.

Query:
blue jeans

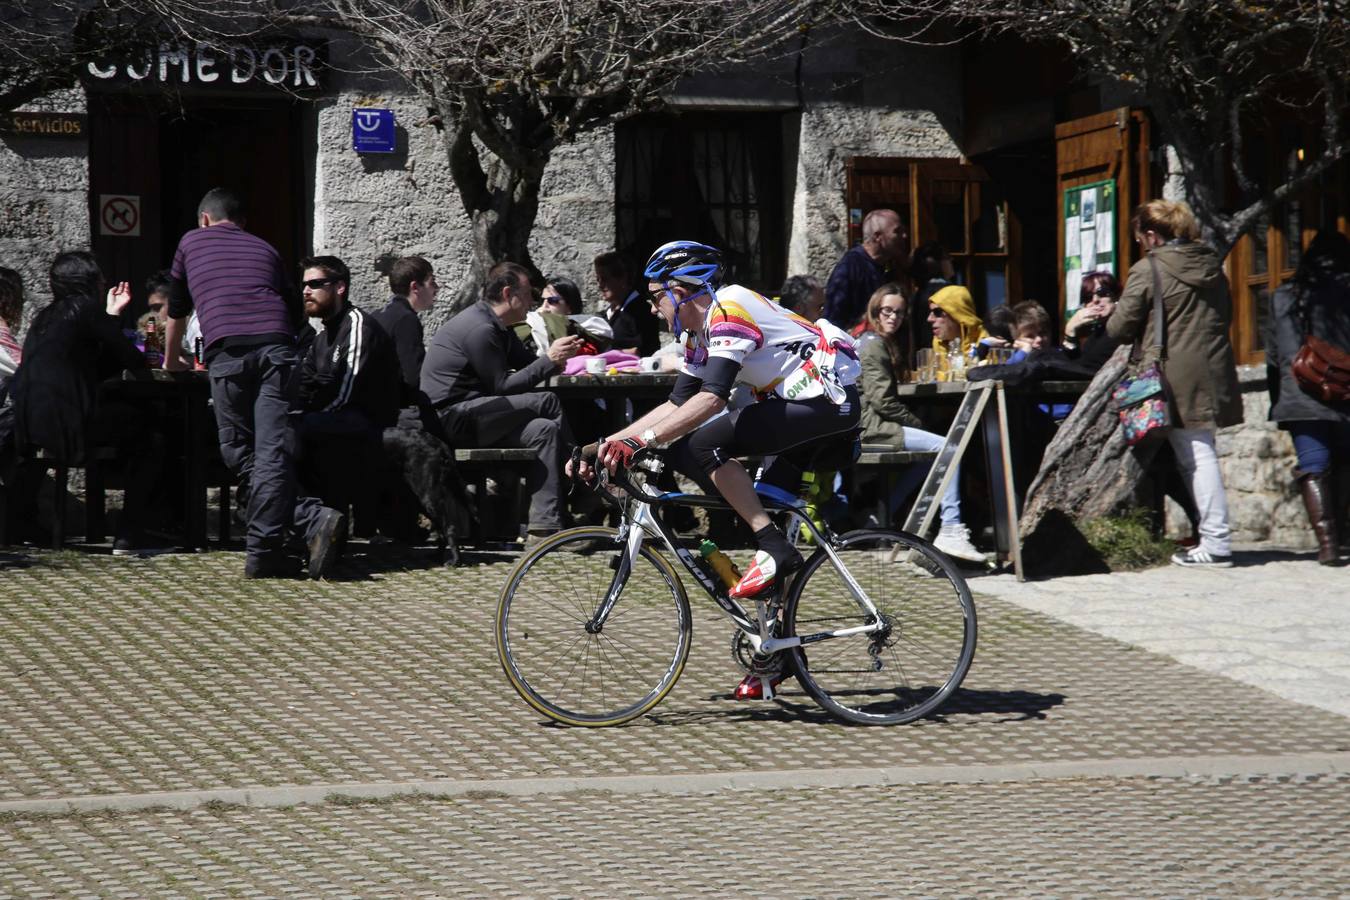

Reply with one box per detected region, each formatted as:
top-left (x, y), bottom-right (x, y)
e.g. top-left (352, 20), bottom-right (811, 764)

top-left (1289, 421), bottom-right (1350, 475)
top-left (889, 426), bottom-right (961, 526)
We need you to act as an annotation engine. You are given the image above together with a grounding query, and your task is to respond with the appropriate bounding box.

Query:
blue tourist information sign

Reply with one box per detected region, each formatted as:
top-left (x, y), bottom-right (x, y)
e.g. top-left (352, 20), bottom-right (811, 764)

top-left (352, 108), bottom-right (395, 154)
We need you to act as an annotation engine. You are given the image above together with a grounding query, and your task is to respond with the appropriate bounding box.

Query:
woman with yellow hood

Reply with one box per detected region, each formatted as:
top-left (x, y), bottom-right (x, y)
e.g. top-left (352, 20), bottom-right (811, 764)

top-left (927, 285), bottom-right (988, 356)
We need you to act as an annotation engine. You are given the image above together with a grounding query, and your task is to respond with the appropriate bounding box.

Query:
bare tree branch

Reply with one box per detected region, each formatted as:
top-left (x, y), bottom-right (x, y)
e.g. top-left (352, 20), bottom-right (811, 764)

top-left (856, 0), bottom-right (1350, 256)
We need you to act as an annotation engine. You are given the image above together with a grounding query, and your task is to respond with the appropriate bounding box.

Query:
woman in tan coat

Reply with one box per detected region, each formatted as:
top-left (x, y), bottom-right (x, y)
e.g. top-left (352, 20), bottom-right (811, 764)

top-left (1107, 200), bottom-right (1244, 567)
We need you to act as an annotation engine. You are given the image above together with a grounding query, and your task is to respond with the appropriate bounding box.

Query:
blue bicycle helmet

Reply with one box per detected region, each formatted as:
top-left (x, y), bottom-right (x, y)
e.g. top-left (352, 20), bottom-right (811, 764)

top-left (643, 240), bottom-right (724, 288)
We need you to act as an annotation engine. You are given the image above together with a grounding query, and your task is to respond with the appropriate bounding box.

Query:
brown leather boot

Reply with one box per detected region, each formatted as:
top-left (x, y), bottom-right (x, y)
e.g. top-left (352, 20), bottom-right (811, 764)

top-left (1297, 471), bottom-right (1341, 566)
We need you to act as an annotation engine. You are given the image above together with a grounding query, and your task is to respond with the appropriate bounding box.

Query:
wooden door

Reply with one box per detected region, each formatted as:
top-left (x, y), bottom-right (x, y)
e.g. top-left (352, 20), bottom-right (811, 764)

top-left (88, 95), bottom-right (163, 300)
top-left (844, 157), bottom-right (912, 250)
top-left (1054, 108), bottom-right (1152, 315)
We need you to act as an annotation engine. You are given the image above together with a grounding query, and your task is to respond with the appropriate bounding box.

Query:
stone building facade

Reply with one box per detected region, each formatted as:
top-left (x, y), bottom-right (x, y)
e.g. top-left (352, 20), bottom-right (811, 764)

top-left (0, 30), bottom-right (1320, 550)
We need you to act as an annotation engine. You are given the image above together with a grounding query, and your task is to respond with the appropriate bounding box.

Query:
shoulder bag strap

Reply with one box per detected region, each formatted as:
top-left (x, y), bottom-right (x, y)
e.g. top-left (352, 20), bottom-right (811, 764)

top-left (1148, 250), bottom-right (1168, 362)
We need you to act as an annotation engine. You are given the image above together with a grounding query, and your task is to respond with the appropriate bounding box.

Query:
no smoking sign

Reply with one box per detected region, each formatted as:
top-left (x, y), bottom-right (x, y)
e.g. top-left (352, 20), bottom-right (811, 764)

top-left (99, 194), bottom-right (141, 237)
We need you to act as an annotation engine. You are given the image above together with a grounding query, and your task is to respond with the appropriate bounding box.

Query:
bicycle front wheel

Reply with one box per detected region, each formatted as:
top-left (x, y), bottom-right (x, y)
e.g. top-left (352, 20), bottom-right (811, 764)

top-left (784, 529), bottom-right (976, 725)
top-left (495, 527), bottom-right (692, 727)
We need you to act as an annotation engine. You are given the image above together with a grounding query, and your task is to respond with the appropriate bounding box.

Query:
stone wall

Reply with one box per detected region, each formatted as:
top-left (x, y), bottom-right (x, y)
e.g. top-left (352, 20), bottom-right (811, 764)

top-left (1165, 366), bottom-right (1313, 548)
top-left (312, 68), bottom-right (614, 335)
top-left (786, 42), bottom-right (964, 280)
top-left (0, 90), bottom-right (90, 334)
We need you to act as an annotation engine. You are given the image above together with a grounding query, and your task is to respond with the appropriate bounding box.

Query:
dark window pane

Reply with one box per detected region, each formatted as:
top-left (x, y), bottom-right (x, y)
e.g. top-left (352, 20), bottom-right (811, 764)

top-left (1282, 200), bottom-right (1302, 272)
top-left (933, 180), bottom-right (966, 253)
top-left (615, 113), bottom-right (783, 292)
top-left (971, 182), bottom-right (1007, 253)
top-left (1254, 286), bottom-right (1271, 351)
top-left (1252, 218), bottom-right (1269, 275)
top-left (972, 260), bottom-right (1006, 317)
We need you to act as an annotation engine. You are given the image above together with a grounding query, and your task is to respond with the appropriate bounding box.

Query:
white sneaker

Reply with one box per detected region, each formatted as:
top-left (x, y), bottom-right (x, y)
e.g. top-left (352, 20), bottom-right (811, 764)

top-left (934, 523), bottom-right (986, 565)
top-left (1170, 547), bottom-right (1233, 568)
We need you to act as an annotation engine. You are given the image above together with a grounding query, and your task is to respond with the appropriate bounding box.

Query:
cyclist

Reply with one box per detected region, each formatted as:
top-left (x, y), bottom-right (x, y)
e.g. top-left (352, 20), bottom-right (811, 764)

top-left (575, 241), bottom-right (862, 693)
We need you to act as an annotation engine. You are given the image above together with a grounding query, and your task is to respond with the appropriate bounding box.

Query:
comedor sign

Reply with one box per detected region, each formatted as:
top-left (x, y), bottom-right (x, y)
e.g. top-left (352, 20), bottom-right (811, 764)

top-left (86, 40), bottom-right (324, 90)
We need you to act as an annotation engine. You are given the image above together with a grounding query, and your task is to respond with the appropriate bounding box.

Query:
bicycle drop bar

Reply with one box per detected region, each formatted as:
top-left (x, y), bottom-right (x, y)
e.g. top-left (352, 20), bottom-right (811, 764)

top-left (571, 442), bottom-right (673, 507)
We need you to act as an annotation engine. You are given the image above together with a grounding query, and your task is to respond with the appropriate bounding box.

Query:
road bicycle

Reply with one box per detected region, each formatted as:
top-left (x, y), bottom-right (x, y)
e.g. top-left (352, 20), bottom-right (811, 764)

top-left (494, 447), bottom-right (977, 727)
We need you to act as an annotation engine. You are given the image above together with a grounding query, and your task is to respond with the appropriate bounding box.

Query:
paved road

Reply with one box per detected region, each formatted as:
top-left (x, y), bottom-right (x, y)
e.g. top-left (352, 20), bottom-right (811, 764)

top-left (970, 546), bottom-right (1350, 718)
top-left (0, 544), bottom-right (1346, 895)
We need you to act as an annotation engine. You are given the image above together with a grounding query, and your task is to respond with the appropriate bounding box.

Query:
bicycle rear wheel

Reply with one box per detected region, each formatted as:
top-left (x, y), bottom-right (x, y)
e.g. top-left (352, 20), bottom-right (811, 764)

top-left (783, 529), bottom-right (976, 725)
top-left (495, 527), bottom-right (692, 727)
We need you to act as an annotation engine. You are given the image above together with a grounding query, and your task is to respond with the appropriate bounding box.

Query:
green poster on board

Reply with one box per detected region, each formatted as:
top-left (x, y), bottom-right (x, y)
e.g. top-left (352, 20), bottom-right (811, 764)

top-left (1064, 179), bottom-right (1116, 311)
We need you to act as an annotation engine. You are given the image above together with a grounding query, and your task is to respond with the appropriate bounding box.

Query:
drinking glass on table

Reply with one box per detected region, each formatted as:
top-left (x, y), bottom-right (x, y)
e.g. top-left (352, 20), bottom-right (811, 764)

top-left (915, 348), bottom-right (934, 383)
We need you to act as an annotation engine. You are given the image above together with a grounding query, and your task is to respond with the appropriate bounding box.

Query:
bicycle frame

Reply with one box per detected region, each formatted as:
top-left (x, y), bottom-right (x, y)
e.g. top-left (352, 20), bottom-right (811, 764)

top-left (586, 464), bottom-right (888, 657)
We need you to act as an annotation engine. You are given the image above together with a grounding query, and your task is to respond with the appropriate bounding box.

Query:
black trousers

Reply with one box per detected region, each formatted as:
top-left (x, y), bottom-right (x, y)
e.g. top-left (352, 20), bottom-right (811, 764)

top-left (207, 343), bottom-right (327, 560)
top-left (440, 391), bottom-right (573, 531)
top-left (666, 386), bottom-right (861, 494)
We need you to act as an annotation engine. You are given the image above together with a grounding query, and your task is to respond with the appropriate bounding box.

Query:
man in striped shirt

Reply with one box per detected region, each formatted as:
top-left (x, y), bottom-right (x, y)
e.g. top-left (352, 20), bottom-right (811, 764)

top-left (164, 188), bottom-right (345, 580)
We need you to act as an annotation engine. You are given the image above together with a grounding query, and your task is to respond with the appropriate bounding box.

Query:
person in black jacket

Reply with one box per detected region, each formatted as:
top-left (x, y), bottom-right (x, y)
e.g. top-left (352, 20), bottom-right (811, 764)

top-left (1265, 231), bottom-right (1350, 565)
top-left (9, 251), bottom-right (160, 553)
top-left (421, 261), bottom-right (582, 538)
top-left (594, 251), bottom-right (660, 356)
top-left (296, 256), bottom-right (401, 527)
top-left (375, 255), bottom-right (438, 395)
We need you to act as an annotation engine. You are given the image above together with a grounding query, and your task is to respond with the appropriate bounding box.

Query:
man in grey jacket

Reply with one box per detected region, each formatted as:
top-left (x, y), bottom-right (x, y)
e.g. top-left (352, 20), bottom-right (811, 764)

top-left (421, 262), bottom-right (582, 538)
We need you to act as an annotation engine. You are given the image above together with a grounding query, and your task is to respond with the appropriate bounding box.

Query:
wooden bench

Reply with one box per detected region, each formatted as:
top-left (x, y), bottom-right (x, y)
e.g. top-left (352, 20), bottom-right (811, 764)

top-left (452, 448), bottom-right (537, 541)
top-left (16, 447), bottom-right (118, 549)
top-left (853, 446), bottom-right (940, 528)
top-left (856, 447), bottom-right (939, 468)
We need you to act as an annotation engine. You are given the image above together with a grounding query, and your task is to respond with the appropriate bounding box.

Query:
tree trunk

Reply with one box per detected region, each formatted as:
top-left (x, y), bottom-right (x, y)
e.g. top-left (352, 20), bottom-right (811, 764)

top-left (455, 160), bottom-right (546, 311)
top-left (440, 103), bottom-right (551, 312)
top-left (1017, 344), bottom-right (1164, 575)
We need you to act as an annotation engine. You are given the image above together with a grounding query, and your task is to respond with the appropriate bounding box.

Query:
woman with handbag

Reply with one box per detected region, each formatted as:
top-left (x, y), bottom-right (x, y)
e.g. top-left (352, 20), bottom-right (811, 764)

top-left (1264, 230), bottom-right (1350, 566)
top-left (1107, 200), bottom-right (1244, 568)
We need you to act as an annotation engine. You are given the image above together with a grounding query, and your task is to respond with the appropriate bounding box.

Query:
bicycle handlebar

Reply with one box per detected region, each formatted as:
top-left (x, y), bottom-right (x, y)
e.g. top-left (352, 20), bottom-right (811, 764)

top-left (570, 441), bottom-right (667, 507)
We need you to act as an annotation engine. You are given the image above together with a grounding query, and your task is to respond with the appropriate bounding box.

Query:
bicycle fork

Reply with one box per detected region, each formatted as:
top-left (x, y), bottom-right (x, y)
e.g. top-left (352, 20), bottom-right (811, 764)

top-left (585, 507), bottom-right (650, 634)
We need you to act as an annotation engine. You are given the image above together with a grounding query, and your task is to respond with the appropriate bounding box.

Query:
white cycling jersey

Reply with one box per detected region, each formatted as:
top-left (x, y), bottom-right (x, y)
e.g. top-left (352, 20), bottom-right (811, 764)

top-left (679, 284), bottom-right (860, 403)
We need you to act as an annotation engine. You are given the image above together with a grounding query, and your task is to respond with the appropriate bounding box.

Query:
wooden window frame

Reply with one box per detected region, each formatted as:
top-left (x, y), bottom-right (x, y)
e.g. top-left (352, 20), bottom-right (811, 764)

top-left (1224, 128), bottom-right (1339, 367)
top-left (846, 156), bottom-right (1021, 315)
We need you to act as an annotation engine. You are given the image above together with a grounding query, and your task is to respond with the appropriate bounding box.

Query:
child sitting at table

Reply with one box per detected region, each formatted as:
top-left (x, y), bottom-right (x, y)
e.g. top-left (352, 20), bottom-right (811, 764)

top-left (1007, 301), bottom-right (1060, 364)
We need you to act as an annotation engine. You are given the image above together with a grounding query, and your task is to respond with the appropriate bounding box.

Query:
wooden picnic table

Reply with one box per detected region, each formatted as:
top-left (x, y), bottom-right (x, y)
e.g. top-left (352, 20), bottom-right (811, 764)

top-left (547, 372), bottom-right (679, 435)
top-left (110, 368), bottom-right (221, 550)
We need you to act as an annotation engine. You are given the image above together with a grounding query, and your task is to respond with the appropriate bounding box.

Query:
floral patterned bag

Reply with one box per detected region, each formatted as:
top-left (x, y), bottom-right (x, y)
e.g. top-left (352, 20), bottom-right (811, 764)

top-left (1112, 359), bottom-right (1170, 446)
top-left (1111, 253), bottom-right (1172, 447)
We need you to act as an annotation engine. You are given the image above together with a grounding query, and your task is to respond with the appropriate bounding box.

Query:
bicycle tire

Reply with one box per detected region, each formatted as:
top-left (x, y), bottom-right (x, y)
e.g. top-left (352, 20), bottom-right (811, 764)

top-left (783, 528), bottom-right (977, 725)
top-left (495, 526), bottom-right (692, 727)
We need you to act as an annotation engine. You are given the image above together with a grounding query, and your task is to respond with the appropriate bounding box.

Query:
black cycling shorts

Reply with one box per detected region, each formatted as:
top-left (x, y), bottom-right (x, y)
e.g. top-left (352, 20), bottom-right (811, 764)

top-left (664, 384), bottom-right (860, 493)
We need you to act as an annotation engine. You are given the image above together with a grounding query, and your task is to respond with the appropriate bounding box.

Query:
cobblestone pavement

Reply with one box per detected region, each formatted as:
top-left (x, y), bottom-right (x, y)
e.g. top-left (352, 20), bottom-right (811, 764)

top-left (969, 547), bottom-right (1350, 718)
top-left (2, 774), bottom-right (1348, 896)
top-left (2, 544), bottom-right (1348, 894)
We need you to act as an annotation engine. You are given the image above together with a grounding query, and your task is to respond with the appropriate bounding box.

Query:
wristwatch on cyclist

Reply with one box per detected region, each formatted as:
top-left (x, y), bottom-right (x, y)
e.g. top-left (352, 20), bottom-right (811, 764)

top-left (640, 428), bottom-right (668, 450)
